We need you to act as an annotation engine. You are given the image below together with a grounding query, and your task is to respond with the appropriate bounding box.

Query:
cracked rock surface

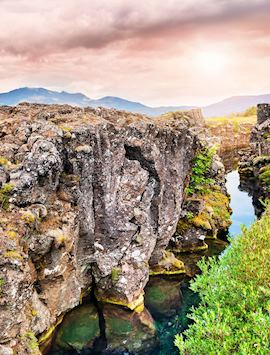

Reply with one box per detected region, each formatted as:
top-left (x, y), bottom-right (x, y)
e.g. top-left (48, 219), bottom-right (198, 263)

top-left (0, 103), bottom-right (204, 353)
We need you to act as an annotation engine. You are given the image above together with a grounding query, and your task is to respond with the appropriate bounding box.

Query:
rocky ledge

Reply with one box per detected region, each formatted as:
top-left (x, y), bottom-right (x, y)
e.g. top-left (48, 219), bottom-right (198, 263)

top-left (0, 103), bottom-right (219, 353)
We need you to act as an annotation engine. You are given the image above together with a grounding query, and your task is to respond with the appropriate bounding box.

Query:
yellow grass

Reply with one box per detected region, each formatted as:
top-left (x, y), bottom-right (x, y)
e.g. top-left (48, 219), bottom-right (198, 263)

top-left (206, 115), bottom-right (256, 126)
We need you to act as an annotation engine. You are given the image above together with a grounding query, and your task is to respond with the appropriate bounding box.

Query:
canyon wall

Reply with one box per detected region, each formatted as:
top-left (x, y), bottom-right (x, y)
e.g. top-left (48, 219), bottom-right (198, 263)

top-left (250, 103), bottom-right (270, 155)
top-left (207, 118), bottom-right (255, 170)
top-left (0, 104), bottom-right (208, 353)
top-left (239, 104), bottom-right (270, 215)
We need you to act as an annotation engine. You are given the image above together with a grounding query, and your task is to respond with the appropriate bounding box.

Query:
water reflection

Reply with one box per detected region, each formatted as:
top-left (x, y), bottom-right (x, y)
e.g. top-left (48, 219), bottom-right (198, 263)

top-left (226, 170), bottom-right (256, 236)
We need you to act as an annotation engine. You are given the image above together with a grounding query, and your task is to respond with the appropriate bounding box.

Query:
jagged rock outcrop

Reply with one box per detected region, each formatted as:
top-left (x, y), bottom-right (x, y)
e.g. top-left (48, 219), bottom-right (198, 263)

top-left (239, 104), bottom-right (270, 215)
top-left (0, 103), bottom-right (209, 353)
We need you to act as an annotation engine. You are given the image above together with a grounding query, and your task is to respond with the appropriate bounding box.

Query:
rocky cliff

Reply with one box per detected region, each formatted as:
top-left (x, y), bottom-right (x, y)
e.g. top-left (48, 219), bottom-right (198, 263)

top-left (0, 104), bottom-right (213, 353)
top-left (207, 118), bottom-right (255, 170)
top-left (239, 104), bottom-right (270, 215)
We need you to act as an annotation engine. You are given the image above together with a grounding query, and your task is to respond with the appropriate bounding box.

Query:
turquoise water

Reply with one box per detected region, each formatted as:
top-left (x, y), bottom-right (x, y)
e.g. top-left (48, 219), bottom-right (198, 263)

top-left (226, 170), bottom-right (256, 236)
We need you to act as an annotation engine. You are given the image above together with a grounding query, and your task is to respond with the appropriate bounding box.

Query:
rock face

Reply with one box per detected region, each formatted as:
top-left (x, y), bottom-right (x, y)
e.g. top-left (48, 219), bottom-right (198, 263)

top-left (169, 145), bottom-right (231, 256)
top-left (250, 104), bottom-right (270, 155)
top-left (206, 118), bottom-right (255, 170)
top-left (0, 104), bottom-right (206, 352)
top-left (239, 104), bottom-right (270, 215)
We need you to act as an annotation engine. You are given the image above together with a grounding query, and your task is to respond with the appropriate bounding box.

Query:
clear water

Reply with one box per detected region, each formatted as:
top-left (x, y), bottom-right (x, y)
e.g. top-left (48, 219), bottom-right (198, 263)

top-left (49, 170), bottom-right (257, 355)
top-left (226, 170), bottom-right (256, 236)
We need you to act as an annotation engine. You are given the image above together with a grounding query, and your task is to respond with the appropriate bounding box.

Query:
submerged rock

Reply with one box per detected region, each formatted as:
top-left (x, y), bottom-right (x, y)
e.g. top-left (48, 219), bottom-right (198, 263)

top-left (144, 277), bottom-right (183, 319)
top-left (103, 303), bottom-right (157, 354)
top-left (51, 303), bottom-right (100, 353)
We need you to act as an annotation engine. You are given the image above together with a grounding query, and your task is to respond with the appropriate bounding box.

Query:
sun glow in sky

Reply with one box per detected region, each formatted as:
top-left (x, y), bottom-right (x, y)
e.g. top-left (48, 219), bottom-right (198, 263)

top-left (0, 0), bottom-right (270, 106)
top-left (194, 50), bottom-right (230, 74)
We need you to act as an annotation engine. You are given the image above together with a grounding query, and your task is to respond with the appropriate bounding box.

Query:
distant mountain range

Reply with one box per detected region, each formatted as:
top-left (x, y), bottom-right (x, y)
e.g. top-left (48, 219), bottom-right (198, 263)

top-left (0, 87), bottom-right (269, 117)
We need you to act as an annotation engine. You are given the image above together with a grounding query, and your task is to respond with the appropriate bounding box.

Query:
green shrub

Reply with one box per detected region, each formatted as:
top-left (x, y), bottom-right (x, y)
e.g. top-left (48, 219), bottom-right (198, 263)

top-left (186, 147), bottom-right (216, 196)
top-left (175, 208), bottom-right (270, 354)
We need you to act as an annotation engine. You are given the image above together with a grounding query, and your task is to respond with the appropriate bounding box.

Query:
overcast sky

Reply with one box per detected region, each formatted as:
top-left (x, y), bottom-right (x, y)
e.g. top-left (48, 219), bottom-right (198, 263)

top-left (0, 0), bottom-right (270, 106)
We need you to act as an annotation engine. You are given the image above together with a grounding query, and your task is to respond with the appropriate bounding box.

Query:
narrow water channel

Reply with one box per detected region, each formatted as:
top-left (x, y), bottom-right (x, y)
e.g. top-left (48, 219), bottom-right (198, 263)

top-left (226, 170), bottom-right (256, 236)
top-left (48, 170), bottom-right (256, 355)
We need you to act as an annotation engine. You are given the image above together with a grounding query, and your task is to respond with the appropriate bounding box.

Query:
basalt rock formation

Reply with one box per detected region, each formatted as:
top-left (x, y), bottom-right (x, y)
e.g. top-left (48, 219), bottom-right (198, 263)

top-left (239, 104), bottom-right (270, 215)
top-left (0, 103), bottom-right (214, 354)
top-left (170, 150), bottom-right (231, 258)
top-left (206, 118), bottom-right (255, 171)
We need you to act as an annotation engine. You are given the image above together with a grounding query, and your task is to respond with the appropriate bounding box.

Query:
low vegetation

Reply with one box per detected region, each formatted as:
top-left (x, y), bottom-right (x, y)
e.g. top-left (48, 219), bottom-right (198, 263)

top-left (259, 164), bottom-right (270, 190)
top-left (186, 147), bottom-right (215, 196)
top-left (206, 106), bottom-right (257, 127)
top-left (175, 207), bottom-right (270, 354)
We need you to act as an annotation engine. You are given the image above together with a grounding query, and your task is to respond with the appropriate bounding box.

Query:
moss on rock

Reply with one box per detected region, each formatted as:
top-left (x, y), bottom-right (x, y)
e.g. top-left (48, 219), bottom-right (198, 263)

top-left (176, 187), bottom-right (231, 241)
top-left (95, 292), bottom-right (145, 311)
top-left (0, 183), bottom-right (14, 210)
top-left (259, 165), bottom-right (270, 186)
top-left (149, 251), bottom-right (186, 276)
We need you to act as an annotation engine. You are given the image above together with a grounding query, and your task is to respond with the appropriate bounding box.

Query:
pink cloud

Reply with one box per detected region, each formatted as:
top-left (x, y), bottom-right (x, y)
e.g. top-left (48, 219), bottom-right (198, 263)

top-left (0, 0), bottom-right (270, 105)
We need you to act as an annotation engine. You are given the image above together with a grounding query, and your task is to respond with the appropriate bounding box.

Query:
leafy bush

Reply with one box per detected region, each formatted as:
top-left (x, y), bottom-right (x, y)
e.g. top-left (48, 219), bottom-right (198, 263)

top-left (186, 147), bottom-right (216, 196)
top-left (175, 208), bottom-right (270, 354)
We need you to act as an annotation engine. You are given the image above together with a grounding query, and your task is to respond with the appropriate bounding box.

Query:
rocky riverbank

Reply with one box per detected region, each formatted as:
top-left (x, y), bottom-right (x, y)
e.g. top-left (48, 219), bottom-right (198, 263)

top-left (0, 104), bottom-right (231, 354)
